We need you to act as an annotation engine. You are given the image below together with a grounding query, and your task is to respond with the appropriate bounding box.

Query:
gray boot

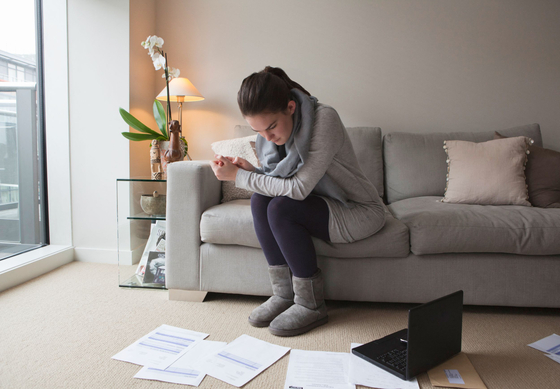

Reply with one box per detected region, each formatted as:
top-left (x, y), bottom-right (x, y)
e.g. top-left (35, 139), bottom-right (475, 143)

top-left (268, 269), bottom-right (328, 337)
top-left (248, 265), bottom-right (294, 327)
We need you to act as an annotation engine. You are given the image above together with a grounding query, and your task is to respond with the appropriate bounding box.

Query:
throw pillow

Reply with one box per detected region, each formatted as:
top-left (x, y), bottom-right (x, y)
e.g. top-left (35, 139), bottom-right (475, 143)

top-left (441, 136), bottom-right (531, 206)
top-left (211, 135), bottom-right (260, 203)
top-left (495, 132), bottom-right (560, 208)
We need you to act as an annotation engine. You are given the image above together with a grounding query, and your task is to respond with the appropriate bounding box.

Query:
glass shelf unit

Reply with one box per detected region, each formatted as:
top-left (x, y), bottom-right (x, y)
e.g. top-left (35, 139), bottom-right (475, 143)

top-left (116, 178), bottom-right (167, 290)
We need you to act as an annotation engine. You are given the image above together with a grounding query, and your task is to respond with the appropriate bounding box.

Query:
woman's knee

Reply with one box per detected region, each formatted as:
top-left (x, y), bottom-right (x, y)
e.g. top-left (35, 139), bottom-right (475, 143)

top-left (250, 193), bottom-right (271, 219)
top-left (267, 197), bottom-right (297, 226)
top-left (251, 193), bottom-right (269, 209)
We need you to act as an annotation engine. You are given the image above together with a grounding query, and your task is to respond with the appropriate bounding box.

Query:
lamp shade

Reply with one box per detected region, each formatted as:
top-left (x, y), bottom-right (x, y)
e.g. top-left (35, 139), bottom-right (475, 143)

top-left (156, 77), bottom-right (204, 102)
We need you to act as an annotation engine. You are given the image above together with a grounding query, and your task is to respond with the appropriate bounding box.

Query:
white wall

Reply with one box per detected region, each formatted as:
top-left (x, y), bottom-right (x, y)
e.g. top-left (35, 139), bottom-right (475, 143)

top-left (68, 0), bottom-right (130, 262)
top-left (44, 0), bottom-right (72, 246)
top-left (129, 0), bottom-right (156, 178)
top-left (143, 0), bottom-right (560, 161)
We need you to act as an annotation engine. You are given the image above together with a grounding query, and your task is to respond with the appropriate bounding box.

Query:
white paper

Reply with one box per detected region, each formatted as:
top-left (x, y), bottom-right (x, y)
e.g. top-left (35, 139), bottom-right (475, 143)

top-left (528, 334), bottom-right (560, 354)
top-left (204, 334), bottom-right (290, 387)
top-left (134, 340), bottom-right (227, 386)
top-left (444, 369), bottom-right (465, 384)
top-left (284, 349), bottom-right (355, 389)
top-left (348, 343), bottom-right (419, 389)
top-left (545, 353), bottom-right (560, 364)
top-left (112, 324), bottom-right (208, 369)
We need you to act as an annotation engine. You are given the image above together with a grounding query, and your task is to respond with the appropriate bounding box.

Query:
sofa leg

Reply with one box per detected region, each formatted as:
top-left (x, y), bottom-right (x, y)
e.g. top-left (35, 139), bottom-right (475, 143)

top-left (168, 289), bottom-right (208, 302)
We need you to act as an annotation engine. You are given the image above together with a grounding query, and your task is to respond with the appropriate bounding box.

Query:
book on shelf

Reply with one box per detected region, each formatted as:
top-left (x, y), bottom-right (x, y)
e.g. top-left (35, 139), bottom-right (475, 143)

top-left (143, 251), bottom-right (166, 284)
top-left (135, 220), bottom-right (166, 277)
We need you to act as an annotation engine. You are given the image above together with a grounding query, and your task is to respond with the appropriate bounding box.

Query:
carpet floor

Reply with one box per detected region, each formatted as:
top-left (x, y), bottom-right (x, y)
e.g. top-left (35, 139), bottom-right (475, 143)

top-left (1, 261), bottom-right (559, 389)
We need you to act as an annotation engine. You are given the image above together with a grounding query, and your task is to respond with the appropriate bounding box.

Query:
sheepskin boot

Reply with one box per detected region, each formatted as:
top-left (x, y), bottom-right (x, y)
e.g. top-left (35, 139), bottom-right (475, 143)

top-left (248, 265), bottom-right (294, 327)
top-left (268, 269), bottom-right (328, 337)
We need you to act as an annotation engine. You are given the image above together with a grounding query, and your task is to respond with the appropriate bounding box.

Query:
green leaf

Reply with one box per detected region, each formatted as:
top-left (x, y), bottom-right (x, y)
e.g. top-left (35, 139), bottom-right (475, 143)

top-left (121, 132), bottom-right (158, 141)
top-left (153, 100), bottom-right (168, 139)
top-left (182, 138), bottom-right (189, 158)
top-left (119, 108), bottom-right (161, 137)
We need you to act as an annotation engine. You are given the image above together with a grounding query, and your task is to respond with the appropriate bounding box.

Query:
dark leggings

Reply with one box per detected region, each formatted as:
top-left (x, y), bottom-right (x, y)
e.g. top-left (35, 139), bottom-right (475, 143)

top-left (250, 193), bottom-right (331, 278)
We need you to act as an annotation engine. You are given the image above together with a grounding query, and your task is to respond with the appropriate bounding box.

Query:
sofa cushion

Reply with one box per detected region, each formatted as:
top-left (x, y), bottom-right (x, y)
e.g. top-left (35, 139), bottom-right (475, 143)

top-left (200, 199), bottom-right (410, 258)
top-left (442, 137), bottom-right (531, 206)
top-left (383, 123), bottom-right (543, 204)
top-left (211, 134), bottom-right (259, 203)
top-left (388, 196), bottom-right (560, 255)
top-left (495, 131), bottom-right (560, 208)
top-left (234, 125), bottom-right (385, 198)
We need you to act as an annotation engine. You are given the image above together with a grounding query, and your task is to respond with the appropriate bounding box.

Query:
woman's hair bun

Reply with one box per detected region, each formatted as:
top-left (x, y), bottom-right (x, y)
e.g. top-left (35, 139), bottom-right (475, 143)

top-left (237, 66), bottom-right (311, 117)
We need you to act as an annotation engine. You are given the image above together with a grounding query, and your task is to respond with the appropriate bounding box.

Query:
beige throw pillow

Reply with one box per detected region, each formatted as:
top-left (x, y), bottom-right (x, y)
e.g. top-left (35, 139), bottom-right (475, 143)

top-left (442, 136), bottom-right (531, 206)
top-left (211, 135), bottom-right (259, 202)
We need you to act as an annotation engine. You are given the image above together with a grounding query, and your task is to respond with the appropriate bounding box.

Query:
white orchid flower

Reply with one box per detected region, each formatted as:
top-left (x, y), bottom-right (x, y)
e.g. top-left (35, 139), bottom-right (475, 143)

top-left (141, 36), bottom-right (151, 49)
top-left (163, 67), bottom-right (180, 81)
top-left (146, 35), bottom-right (164, 49)
top-left (169, 67), bottom-right (180, 79)
top-left (152, 54), bottom-right (166, 71)
top-left (151, 51), bottom-right (162, 62)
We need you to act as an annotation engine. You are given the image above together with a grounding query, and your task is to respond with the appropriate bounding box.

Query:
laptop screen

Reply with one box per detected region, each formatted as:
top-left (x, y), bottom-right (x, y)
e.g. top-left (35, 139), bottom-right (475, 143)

top-left (406, 290), bottom-right (463, 379)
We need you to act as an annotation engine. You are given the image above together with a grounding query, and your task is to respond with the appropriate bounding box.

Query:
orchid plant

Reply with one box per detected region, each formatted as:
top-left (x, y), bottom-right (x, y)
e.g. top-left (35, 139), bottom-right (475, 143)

top-left (140, 35), bottom-right (180, 121)
top-left (119, 35), bottom-right (187, 155)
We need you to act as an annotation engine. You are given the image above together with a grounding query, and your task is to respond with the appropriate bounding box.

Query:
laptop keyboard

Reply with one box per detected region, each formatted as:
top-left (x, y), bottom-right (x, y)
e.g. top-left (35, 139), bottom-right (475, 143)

top-left (377, 349), bottom-right (407, 372)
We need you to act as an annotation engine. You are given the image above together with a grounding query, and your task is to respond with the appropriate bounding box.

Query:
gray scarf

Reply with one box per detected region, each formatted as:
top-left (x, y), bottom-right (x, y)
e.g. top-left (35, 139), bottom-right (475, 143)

top-left (256, 89), bottom-right (352, 207)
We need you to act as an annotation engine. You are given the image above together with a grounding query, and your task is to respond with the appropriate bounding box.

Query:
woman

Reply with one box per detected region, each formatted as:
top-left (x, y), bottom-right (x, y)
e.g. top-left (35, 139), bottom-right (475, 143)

top-left (211, 66), bottom-right (386, 337)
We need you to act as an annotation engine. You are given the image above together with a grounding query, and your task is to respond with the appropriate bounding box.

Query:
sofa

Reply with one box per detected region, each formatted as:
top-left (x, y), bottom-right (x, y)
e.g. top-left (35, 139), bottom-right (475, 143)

top-left (165, 123), bottom-right (560, 308)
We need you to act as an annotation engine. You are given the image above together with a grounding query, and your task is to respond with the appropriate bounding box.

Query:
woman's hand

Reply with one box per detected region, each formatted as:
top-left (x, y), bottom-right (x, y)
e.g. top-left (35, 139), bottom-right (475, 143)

top-left (227, 156), bottom-right (256, 172)
top-left (210, 155), bottom-right (240, 181)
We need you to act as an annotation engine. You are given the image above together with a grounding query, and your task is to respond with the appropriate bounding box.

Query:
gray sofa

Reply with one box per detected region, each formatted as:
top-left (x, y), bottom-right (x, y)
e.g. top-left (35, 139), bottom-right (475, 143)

top-left (165, 123), bottom-right (560, 308)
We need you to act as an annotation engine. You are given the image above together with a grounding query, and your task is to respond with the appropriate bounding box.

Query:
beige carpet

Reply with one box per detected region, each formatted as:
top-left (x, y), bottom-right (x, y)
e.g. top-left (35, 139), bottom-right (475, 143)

top-left (1, 261), bottom-right (559, 389)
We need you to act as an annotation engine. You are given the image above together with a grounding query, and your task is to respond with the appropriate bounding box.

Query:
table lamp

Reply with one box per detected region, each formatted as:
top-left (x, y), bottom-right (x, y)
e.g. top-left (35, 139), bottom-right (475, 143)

top-left (156, 77), bottom-right (204, 160)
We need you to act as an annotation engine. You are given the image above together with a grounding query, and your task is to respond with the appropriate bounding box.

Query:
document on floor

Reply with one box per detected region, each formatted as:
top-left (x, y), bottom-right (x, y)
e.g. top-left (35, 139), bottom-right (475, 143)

top-left (529, 334), bottom-right (560, 365)
top-left (427, 352), bottom-right (487, 389)
top-left (134, 340), bottom-right (227, 386)
top-left (112, 324), bottom-right (209, 369)
top-left (284, 349), bottom-right (355, 389)
top-left (545, 354), bottom-right (560, 364)
top-left (203, 334), bottom-right (290, 387)
top-left (348, 343), bottom-right (419, 389)
top-left (528, 334), bottom-right (560, 354)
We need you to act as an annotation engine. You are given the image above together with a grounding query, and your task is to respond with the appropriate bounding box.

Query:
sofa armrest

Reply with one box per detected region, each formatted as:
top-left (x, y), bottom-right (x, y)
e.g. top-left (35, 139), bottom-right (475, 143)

top-left (166, 161), bottom-right (221, 290)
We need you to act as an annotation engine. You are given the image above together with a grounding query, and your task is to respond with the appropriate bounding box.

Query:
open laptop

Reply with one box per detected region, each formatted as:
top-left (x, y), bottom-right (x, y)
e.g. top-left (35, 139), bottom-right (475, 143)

top-left (352, 290), bottom-right (463, 381)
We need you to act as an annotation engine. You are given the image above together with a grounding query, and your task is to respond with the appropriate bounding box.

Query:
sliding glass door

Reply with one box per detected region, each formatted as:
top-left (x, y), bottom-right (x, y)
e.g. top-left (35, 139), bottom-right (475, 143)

top-left (0, 0), bottom-right (48, 260)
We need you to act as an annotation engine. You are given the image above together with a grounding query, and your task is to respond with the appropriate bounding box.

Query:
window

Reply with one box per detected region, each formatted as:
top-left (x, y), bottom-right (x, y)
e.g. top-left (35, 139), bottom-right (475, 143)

top-left (0, 60), bottom-right (7, 81)
top-left (0, 0), bottom-right (48, 260)
top-left (7, 64), bottom-right (16, 82)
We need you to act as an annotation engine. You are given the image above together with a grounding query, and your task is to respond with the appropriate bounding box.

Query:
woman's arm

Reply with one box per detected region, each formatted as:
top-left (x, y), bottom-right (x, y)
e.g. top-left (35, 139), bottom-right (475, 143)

top-left (235, 106), bottom-right (345, 200)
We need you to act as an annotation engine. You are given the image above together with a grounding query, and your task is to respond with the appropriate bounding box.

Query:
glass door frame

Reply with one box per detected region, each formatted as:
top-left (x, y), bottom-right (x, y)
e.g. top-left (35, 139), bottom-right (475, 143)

top-left (0, 0), bottom-right (49, 260)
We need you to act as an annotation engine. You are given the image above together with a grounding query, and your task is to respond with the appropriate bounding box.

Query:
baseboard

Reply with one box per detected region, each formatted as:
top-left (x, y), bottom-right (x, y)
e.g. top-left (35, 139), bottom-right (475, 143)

top-left (0, 245), bottom-right (74, 293)
top-left (73, 247), bottom-right (118, 264)
top-left (73, 245), bottom-right (146, 265)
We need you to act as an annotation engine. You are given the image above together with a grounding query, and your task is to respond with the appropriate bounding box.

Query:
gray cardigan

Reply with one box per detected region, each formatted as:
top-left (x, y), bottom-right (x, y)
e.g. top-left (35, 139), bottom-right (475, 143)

top-left (235, 103), bottom-right (386, 243)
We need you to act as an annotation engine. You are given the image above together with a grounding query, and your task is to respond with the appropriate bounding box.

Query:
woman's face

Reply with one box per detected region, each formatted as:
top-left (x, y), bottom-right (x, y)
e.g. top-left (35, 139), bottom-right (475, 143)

top-left (245, 100), bottom-right (296, 146)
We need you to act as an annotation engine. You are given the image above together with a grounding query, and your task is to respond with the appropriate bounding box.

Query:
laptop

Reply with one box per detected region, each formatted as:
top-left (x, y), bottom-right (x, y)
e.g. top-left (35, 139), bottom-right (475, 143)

top-left (352, 290), bottom-right (463, 381)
